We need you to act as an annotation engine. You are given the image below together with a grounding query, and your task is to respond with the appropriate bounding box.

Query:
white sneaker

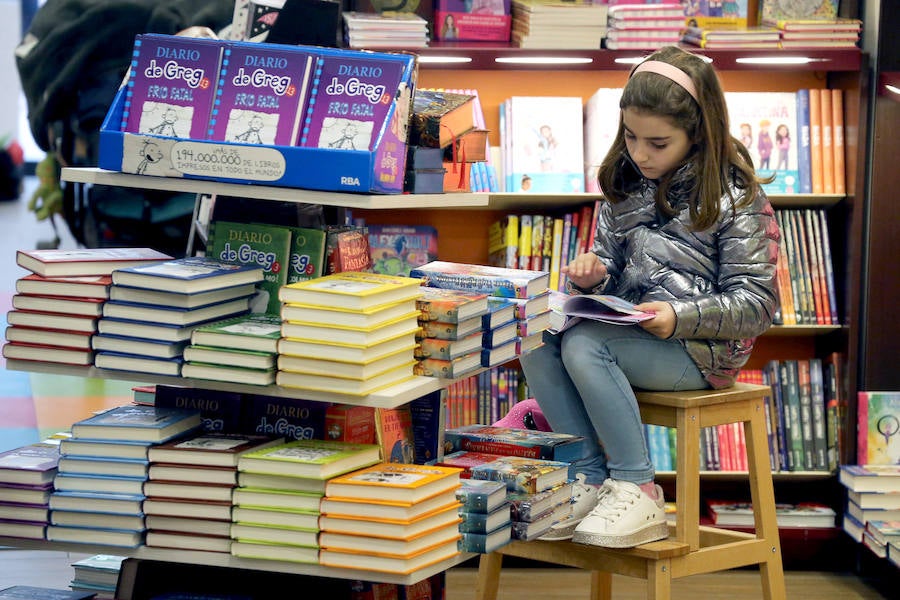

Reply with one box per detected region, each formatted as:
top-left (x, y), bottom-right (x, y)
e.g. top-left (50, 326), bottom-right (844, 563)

top-left (571, 479), bottom-right (668, 548)
top-left (537, 474), bottom-right (602, 541)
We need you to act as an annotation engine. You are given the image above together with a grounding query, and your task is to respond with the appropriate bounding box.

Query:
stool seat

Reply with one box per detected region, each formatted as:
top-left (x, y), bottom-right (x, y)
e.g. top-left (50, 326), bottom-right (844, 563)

top-left (475, 382), bottom-right (787, 600)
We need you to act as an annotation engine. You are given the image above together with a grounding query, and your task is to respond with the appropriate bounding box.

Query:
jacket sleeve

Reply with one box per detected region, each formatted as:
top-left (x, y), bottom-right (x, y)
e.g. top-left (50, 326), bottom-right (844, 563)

top-left (669, 190), bottom-right (781, 340)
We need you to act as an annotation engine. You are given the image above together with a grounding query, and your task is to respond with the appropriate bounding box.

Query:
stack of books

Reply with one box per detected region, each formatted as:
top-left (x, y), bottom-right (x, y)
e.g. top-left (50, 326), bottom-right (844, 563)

top-left (181, 313), bottom-right (283, 386)
top-left (319, 462), bottom-right (463, 575)
top-left (604, 2), bottom-right (685, 50)
top-left (456, 478), bottom-right (513, 553)
top-left (342, 11), bottom-right (429, 49)
top-left (69, 554), bottom-right (125, 600)
top-left (509, 0), bottom-right (608, 49)
top-left (479, 298), bottom-right (520, 369)
top-left (762, 17), bottom-right (862, 49)
top-left (232, 438), bottom-right (381, 564)
top-left (503, 292), bottom-right (551, 356)
top-left (4, 248), bottom-right (172, 367)
top-left (0, 440), bottom-right (60, 541)
top-left (414, 287), bottom-right (489, 380)
top-left (47, 405), bottom-right (203, 548)
top-left (143, 432), bottom-right (284, 554)
top-left (682, 25), bottom-right (781, 49)
top-left (95, 256), bottom-right (264, 377)
top-left (275, 271), bottom-right (424, 395)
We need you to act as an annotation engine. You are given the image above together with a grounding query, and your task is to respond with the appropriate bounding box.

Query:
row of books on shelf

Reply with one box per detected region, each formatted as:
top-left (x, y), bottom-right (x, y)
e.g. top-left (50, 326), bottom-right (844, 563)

top-left (681, 16), bottom-right (861, 50)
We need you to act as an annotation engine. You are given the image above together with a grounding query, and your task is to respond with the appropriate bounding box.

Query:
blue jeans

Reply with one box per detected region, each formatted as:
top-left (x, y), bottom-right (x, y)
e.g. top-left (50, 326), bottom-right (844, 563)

top-left (519, 320), bottom-right (708, 486)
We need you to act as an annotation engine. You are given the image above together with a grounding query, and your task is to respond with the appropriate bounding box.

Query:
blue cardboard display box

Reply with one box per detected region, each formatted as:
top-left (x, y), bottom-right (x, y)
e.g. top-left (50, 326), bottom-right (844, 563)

top-left (99, 44), bottom-right (417, 194)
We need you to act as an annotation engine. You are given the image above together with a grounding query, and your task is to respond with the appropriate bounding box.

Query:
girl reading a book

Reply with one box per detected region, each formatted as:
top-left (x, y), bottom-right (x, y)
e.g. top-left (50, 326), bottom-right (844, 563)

top-left (519, 45), bottom-right (779, 548)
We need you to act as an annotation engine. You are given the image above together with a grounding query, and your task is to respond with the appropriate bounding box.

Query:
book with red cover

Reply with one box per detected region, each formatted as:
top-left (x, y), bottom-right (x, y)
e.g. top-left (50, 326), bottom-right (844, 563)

top-left (375, 406), bottom-right (416, 464)
top-left (15, 274), bottom-right (112, 299)
top-left (408, 89), bottom-right (476, 149)
top-left (325, 226), bottom-right (373, 275)
top-left (15, 248), bottom-right (171, 278)
top-left (325, 405), bottom-right (377, 445)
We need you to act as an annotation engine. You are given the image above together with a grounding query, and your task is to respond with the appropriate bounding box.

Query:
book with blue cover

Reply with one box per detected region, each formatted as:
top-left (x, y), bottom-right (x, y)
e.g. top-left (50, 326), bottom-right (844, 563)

top-left (410, 261), bottom-right (550, 300)
top-left (455, 478), bottom-right (508, 513)
top-left (153, 385), bottom-right (244, 433)
top-left (207, 42), bottom-right (314, 146)
top-left (69, 405), bottom-right (202, 443)
top-left (111, 256), bottom-right (265, 295)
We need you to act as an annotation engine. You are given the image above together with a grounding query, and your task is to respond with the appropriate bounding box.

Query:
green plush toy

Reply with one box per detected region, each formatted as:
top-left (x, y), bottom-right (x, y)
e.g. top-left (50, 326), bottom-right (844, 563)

top-left (28, 154), bottom-right (63, 221)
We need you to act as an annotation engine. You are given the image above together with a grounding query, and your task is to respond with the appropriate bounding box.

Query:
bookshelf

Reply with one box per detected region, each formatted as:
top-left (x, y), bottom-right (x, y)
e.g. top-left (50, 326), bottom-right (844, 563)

top-left (6, 45), bottom-right (870, 573)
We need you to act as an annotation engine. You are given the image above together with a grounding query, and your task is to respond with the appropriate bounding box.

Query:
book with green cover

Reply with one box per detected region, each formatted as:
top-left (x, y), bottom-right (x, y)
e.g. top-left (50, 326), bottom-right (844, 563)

top-left (286, 226), bottom-right (327, 284)
top-left (190, 312), bottom-right (283, 353)
top-left (236, 438), bottom-right (381, 480)
top-left (207, 220), bottom-right (291, 314)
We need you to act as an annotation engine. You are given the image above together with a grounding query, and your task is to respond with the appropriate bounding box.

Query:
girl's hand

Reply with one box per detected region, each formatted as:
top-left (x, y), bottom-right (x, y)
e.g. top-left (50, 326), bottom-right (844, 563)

top-left (562, 253), bottom-right (607, 290)
top-left (636, 301), bottom-right (676, 339)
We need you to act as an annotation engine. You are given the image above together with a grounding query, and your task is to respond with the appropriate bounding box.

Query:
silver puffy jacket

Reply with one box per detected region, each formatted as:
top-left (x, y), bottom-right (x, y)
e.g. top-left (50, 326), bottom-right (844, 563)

top-left (589, 160), bottom-right (781, 388)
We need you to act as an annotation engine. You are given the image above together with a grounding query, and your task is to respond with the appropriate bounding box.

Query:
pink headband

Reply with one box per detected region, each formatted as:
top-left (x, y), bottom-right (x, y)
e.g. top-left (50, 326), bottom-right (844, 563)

top-left (631, 60), bottom-right (699, 103)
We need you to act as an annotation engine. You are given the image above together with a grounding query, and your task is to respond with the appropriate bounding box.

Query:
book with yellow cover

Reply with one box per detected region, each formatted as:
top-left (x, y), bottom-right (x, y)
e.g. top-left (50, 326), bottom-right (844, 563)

top-left (275, 362), bottom-right (417, 395)
top-left (318, 537), bottom-right (460, 574)
top-left (318, 502), bottom-right (462, 539)
top-left (277, 345), bottom-right (416, 381)
top-left (237, 439), bottom-right (381, 480)
top-left (318, 522), bottom-right (461, 556)
top-left (280, 312), bottom-right (422, 347)
top-left (280, 297), bottom-right (419, 329)
top-left (325, 463), bottom-right (462, 503)
top-left (278, 271), bottom-right (424, 310)
top-left (320, 493), bottom-right (460, 522)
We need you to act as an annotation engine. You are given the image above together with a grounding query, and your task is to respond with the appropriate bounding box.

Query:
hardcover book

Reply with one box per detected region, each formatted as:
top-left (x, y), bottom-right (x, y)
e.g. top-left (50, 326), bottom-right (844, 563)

top-left (231, 505), bottom-right (321, 530)
top-left (418, 314), bottom-right (484, 341)
top-left (231, 539), bottom-right (319, 564)
top-left (121, 34), bottom-right (223, 139)
top-left (408, 89), bottom-right (477, 149)
top-left (481, 298), bottom-right (517, 330)
top-left (324, 225), bottom-right (373, 275)
top-left (183, 345), bottom-right (276, 370)
top-left (147, 464), bottom-right (237, 486)
top-left (318, 538), bottom-right (460, 575)
top-left (857, 391), bottom-right (900, 465)
top-left (278, 271), bottom-right (424, 311)
top-left (189, 312), bottom-right (283, 354)
top-left (96, 318), bottom-right (205, 343)
top-left (2, 341), bottom-right (94, 367)
top-left (142, 480), bottom-right (235, 503)
top-left (69, 405), bottom-right (202, 443)
top-left (148, 432), bottom-right (284, 467)
top-left (145, 530), bottom-right (233, 554)
top-left (90, 334), bottom-right (188, 359)
top-left (507, 479), bottom-right (574, 522)
top-left (15, 273), bottom-right (111, 299)
top-left (237, 438), bottom-right (381, 479)
top-left (0, 442), bottom-right (59, 486)
top-left (298, 49), bottom-right (414, 152)
top-left (278, 345), bottom-right (416, 381)
top-left (324, 462), bottom-right (462, 503)
top-left (413, 352), bottom-right (483, 379)
top-left (111, 256), bottom-right (265, 295)
top-left (59, 438), bottom-right (155, 461)
top-left (57, 455), bottom-right (149, 479)
top-left (455, 478), bottom-right (509, 513)
top-left (46, 523), bottom-right (144, 547)
top-left (409, 261), bottom-right (550, 300)
top-left (458, 524), bottom-right (512, 554)
top-left (101, 298), bottom-right (251, 327)
top-left (11, 294), bottom-right (104, 317)
top-left (280, 299), bottom-right (418, 330)
top-left (141, 497), bottom-right (233, 521)
top-left (416, 287), bottom-right (489, 323)
top-left (16, 247), bottom-right (171, 278)
top-left (320, 492), bottom-right (460, 522)
top-left (469, 455), bottom-right (570, 494)
top-left (231, 487), bottom-right (323, 512)
top-left (510, 500), bottom-right (570, 540)
top-left (207, 220), bottom-right (292, 314)
top-left (319, 501), bottom-right (461, 540)
top-left (374, 406), bottom-right (416, 464)
top-left (319, 523), bottom-right (460, 557)
top-left (276, 362), bottom-right (417, 395)
top-left (445, 424), bottom-right (585, 463)
top-left (839, 465), bottom-right (900, 493)
top-left (0, 586), bottom-right (97, 600)
top-left (207, 42), bottom-right (314, 146)
top-left (277, 331), bottom-right (418, 364)
top-left (94, 351), bottom-right (184, 377)
top-left (230, 522), bottom-right (318, 547)
top-left (759, 0), bottom-right (837, 22)
top-left (53, 471), bottom-right (146, 496)
top-left (5, 310), bottom-right (98, 334)
top-left (415, 332), bottom-right (483, 362)
top-left (153, 385), bottom-right (243, 433)
top-left (109, 281), bottom-right (257, 309)
top-left (369, 224), bottom-right (439, 278)
top-left (439, 450), bottom-right (507, 477)
top-left (707, 499), bottom-right (836, 528)
top-left (409, 390), bottom-right (448, 465)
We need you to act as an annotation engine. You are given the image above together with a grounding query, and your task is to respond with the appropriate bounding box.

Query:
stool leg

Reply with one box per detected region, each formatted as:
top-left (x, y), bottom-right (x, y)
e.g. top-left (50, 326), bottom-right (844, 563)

top-left (645, 558), bottom-right (672, 600)
top-left (674, 407), bottom-right (701, 551)
top-left (475, 552), bottom-right (503, 600)
top-left (745, 401), bottom-right (787, 600)
top-left (589, 570), bottom-right (612, 600)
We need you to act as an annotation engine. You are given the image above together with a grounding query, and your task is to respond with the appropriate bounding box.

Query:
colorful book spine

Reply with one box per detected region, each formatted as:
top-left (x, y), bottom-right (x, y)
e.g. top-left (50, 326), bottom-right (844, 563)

top-left (831, 88), bottom-right (846, 195)
top-left (820, 88), bottom-right (835, 195)
top-left (121, 34), bottom-right (223, 139)
top-left (809, 88), bottom-right (824, 194)
top-left (795, 88), bottom-right (813, 194)
top-left (207, 42), bottom-right (315, 146)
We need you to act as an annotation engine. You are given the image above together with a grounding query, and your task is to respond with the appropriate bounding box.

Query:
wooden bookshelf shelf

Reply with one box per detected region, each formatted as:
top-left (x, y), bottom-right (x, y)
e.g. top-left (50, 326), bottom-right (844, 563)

top-left (0, 537), bottom-right (474, 586)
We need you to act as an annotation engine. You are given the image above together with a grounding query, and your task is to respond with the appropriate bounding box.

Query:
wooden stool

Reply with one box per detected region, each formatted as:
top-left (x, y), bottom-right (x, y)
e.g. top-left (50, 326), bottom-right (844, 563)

top-left (474, 382), bottom-right (787, 600)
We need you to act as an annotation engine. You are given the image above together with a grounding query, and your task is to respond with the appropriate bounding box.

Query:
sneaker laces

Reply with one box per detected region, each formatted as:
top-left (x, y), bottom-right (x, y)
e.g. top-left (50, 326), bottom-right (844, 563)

top-left (588, 479), bottom-right (641, 523)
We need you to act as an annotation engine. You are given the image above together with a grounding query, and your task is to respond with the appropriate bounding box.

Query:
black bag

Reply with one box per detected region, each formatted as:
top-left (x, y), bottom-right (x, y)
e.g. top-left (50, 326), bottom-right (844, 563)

top-left (16, 0), bottom-right (234, 255)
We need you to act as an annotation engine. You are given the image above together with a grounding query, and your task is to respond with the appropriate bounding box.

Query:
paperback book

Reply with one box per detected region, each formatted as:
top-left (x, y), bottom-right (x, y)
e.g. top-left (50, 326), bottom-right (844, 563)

top-left (549, 293), bottom-right (655, 333)
top-left (207, 42), bottom-right (314, 146)
top-left (857, 391), bottom-right (900, 465)
top-left (455, 478), bottom-right (509, 513)
top-left (121, 34), bottom-right (223, 139)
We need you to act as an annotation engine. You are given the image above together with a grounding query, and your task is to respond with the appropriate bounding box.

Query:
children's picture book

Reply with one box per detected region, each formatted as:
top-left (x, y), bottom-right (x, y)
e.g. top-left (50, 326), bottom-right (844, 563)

top-left (857, 391), bottom-right (900, 465)
top-left (374, 406), bottom-right (416, 463)
top-left (236, 438), bottom-right (382, 479)
top-left (207, 42), bottom-right (314, 146)
top-left (469, 455), bottom-right (570, 494)
top-left (207, 220), bottom-right (291, 314)
top-left (286, 226), bottom-right (327, 284)
top-left (503, 96), bottom-right (585, 194)
top-left (70, 405), bottom-right (202, 443)
top-left (278, 271), bottom-right (424, 310)
top-left (445, 424), bottom-right (586, 463)
top-left (0, 441), bottom-right (59, 486)
top-left (16, 247), bottom-right (171, 278)
top-left (550, 293), bottom-right (656, 333)
top-left (324, 462), bottom-right (462, 503)
top-left (725, 91), bottom-right (800, 194)
top-left (416, 287), bottom-right (489, 323)
top-left (408, 89), bottom-right (477, 148)
top-left (189, 312), bottom-right (283, 353)
top-left (298, 49), bottom-right (414, 151)
top-left (682, 0), bottom-right (749, 28)
top-left (368, 224), bottom-right (439, 277)
top-left (410, 260), bottom-right (550, 300)
top-left (147, 432), bottom-right (284, 467)
top-left (111, 256), bottom-right (265, 294)
top-left (121, 34), bottom-right (223, 139)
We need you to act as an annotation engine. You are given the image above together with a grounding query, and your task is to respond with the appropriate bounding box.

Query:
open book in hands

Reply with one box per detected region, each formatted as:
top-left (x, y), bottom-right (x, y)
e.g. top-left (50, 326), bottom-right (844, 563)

top-left (548, 293), bottom-right (655, 334)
